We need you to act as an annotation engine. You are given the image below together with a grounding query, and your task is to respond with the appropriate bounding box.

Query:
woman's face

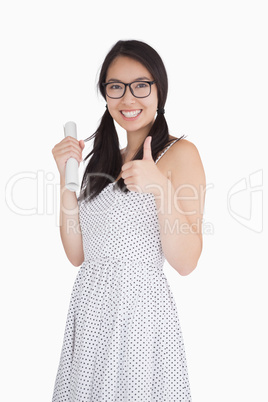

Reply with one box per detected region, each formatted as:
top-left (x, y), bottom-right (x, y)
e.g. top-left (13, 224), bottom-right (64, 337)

top-left (105, 56), bottom-right (158, 135)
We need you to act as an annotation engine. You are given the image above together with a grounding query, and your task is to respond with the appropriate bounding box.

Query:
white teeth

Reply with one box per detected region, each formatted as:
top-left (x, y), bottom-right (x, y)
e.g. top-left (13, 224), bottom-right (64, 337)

top-left (121, 110), bottom-right (142, 118)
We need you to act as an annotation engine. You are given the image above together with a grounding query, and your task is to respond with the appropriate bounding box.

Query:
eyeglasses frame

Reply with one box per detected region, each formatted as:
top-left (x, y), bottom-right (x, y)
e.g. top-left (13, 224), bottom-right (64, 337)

top-left (102, 80), bottom-right (156, 99)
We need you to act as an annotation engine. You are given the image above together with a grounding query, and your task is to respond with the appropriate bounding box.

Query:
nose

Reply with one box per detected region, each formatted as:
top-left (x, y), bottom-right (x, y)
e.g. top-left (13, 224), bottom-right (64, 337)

top-left (122, 85), bottom-right (135, 104)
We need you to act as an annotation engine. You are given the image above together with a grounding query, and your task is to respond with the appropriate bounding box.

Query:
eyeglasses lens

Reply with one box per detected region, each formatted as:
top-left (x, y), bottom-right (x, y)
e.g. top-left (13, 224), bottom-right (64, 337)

top-left (106, 82), bottom-right (151, 99)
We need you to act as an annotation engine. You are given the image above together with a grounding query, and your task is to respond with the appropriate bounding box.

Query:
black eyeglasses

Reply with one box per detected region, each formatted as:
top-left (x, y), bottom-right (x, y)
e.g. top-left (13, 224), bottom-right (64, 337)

top-left (102, 80), bottom-right (156, 99)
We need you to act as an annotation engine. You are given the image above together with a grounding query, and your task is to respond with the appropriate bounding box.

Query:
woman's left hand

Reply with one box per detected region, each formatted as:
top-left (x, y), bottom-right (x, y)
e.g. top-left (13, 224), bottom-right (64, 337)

top-left (121, 136), bottom-right (167, 196)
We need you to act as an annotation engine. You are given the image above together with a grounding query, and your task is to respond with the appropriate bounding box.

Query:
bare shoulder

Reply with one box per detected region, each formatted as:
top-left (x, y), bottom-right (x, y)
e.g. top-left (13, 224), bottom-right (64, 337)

top-left (170, 138), bottom-right (205, 175)
top-left (158, 138), bottom-right (206, 197)
top-left (170, 138), bottom-right (200, 158)
top-left (158, 138), bottom-right (204, 170)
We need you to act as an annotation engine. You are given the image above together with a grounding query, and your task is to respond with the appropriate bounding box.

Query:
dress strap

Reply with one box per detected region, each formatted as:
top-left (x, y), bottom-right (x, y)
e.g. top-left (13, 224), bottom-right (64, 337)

top-left (155, 139), bottom-right (180, 164)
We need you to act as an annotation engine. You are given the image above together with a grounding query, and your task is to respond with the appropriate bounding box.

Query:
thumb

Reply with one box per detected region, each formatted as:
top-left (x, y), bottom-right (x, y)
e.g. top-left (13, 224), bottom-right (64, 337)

top-left (142, 136), bottom-right (153, 160)
top-left (79, 140), bottom-right (85, 150)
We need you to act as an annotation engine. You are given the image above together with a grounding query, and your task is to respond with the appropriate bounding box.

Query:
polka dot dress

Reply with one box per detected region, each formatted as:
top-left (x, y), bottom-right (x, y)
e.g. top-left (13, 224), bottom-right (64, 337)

top-left (52, 139), bottom-right (192, 401)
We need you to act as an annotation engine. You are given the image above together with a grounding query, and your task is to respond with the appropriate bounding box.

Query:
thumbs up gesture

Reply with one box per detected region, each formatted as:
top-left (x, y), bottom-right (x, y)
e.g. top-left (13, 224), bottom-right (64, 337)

top-left (121, 136), bottom-right (167, 195)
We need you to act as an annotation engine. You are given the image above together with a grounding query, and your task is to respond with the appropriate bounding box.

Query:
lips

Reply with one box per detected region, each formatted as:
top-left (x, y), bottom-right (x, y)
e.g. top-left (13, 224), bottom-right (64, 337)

top-left (121, 109), bottom-right (142, 118)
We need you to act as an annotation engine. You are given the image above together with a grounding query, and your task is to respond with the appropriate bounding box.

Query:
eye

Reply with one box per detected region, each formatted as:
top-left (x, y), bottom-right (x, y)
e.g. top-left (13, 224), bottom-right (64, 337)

top-left (108, 83), bottom-right (123, 90)
top-left (136, 82), bottom-right (148, 88)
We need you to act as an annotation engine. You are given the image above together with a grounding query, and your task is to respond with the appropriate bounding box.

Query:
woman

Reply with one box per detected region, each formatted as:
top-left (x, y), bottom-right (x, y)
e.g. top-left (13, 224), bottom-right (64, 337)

top-left (52, 39), bottom-right (206, 401)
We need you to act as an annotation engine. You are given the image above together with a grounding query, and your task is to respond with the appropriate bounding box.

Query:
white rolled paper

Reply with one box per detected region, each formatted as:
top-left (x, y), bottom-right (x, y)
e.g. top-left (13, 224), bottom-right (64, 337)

top-left (63, 121), bottom-right (79, 192)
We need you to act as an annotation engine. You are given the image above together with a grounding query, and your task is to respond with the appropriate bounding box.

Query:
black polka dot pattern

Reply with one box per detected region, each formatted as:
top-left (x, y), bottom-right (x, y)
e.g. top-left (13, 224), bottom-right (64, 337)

top-left (52, 139), bottom-right (192, 401)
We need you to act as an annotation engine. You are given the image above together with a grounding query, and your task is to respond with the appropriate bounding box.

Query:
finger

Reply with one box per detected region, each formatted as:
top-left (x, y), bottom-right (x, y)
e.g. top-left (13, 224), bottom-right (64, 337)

top-left (142, 136), bottom-right (153, 160)
top-left (58, 145), bottom-right (83, 161)
top-left (121, 161), bottom-right (133, 172)
top-left (122, 169), bottom-right (137, 180)
top-left (63, 138), bottom-right (83, 154)
top-left (64, 136), bottom-right (80, 144)
top-left (79, 139), bottom-right (85, 150)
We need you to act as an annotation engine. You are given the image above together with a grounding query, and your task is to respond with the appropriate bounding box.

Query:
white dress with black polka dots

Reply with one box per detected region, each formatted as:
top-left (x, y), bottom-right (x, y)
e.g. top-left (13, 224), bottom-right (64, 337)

top-left (52, 139), bottom-right (192, 401)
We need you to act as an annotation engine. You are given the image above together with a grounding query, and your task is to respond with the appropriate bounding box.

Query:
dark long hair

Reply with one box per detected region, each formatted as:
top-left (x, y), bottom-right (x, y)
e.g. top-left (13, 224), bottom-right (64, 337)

top-left (77, 40), bottom-right (185, 203)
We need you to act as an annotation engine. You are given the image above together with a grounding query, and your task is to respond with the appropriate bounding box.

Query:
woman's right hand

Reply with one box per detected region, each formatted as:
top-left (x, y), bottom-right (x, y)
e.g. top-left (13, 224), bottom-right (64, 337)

top-left (51, 136), bottom-right (85, 180)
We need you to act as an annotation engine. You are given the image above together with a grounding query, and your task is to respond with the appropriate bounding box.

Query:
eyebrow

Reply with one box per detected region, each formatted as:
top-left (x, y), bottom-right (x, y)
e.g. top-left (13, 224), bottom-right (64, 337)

top-left (107, 76), bottom-right (151, 82)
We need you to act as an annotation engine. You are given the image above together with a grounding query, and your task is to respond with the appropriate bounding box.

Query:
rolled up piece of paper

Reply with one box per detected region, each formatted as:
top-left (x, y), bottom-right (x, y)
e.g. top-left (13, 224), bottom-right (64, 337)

top-left (63, 121), bottom-right (79, 192)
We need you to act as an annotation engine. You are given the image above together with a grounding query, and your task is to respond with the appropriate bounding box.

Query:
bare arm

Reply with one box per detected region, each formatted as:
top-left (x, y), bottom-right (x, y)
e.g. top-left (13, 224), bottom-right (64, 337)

top-left (59, 177), bottom-right (84, 267)
top-left (52, 136), bottom-right (85, 267)
top-left (154, 140), bottom-right (206, 276)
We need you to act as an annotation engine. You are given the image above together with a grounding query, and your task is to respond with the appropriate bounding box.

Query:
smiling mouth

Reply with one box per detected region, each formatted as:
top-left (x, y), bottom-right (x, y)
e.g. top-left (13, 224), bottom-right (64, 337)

top-left (121, 109), bottom-right (142, 118)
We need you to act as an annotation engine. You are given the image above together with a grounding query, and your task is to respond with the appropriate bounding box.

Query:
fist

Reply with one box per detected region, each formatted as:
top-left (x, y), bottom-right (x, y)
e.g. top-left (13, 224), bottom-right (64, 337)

top-left (52, 136), bottom-right (85, 179)
top-left (121, 136), bottom-right (167, 195)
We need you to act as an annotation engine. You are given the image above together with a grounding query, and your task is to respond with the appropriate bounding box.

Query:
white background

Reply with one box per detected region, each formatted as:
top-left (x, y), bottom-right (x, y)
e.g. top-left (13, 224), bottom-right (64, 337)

top-left (1, 0), bottom-right (267, 401)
